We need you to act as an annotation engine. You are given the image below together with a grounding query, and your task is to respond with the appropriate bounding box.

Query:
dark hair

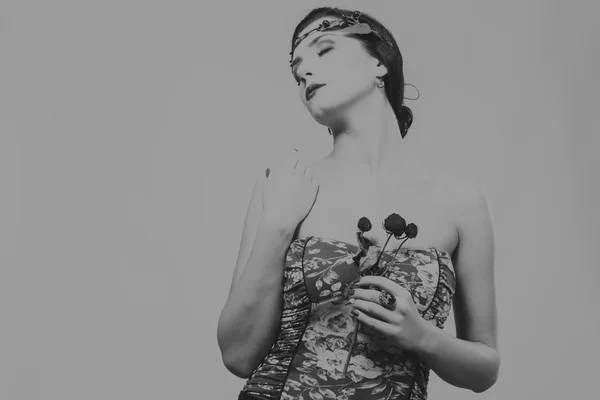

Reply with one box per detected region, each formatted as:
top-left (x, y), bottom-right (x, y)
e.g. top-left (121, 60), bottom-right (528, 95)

top-left (291, 7), bottom-right (413, 138)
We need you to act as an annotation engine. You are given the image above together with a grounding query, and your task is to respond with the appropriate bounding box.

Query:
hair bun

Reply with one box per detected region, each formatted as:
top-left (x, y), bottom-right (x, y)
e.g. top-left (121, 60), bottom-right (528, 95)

top-left (398, 105), bottom-right (413, 138)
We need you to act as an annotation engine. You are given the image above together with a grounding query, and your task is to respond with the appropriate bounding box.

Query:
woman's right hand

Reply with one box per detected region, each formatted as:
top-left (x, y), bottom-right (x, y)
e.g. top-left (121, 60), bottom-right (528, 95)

top-left (262, 150), bottom-right (319, 232)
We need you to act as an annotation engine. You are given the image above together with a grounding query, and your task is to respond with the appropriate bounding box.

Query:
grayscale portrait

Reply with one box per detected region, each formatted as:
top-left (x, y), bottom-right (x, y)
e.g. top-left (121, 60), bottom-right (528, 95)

top-left (3, 2), bottom-right (597, 400)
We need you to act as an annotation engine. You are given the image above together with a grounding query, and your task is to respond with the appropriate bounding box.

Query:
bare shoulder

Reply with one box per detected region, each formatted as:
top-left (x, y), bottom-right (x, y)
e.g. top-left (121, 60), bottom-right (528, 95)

top-left (307, 156), bottom-right (332, 174)
top-left (429, 176), bottom-right (490, 214)
top-left (301, 156), bottom-right (337, 184)
top-left (427, 176), bottom-right (494, 248)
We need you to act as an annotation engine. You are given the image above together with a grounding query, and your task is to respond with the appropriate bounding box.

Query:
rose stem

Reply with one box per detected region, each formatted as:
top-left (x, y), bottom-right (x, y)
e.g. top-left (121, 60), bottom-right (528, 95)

top-left (391, 236), bottom-right (410, 260)
top-left (342, 315), bottom-right (360, 377)
top-left (370, 232), bottom-right (393, 276)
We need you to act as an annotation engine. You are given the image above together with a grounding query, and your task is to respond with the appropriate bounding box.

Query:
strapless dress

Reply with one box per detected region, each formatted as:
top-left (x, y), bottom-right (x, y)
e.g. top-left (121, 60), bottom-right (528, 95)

top-left (237, 236), bottom-right (456, 400)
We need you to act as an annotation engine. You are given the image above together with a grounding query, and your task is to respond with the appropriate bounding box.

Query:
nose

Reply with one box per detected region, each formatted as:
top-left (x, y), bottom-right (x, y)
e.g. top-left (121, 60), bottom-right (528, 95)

top-left (296, 63), bottom-right (313, 84)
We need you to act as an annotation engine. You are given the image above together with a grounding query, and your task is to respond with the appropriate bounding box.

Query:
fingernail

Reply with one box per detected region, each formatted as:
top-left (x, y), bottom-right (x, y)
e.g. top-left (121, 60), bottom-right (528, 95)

top-left (348, 298), bottom-right (355, 304)
top-left (351, 310), bottom-right (359, 317)
top-left (348, 289), bottom-right (355, 296)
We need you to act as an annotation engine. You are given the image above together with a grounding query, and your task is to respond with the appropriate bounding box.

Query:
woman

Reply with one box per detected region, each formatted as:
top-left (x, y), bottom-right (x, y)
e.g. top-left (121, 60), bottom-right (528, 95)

top-left (217, 7), bottom-right (499, 399)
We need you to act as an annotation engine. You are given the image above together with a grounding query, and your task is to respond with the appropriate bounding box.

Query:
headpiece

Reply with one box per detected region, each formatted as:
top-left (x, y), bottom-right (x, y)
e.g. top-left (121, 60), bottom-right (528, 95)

top-left (289, 11), bottom-right (394, 64)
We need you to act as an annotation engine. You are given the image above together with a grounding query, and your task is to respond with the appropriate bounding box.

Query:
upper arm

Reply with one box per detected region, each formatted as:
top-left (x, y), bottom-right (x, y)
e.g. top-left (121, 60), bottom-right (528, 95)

top-left (228, 170), bottom-right (268, 293)
top-left (451, 185), bottom-right (498, 350)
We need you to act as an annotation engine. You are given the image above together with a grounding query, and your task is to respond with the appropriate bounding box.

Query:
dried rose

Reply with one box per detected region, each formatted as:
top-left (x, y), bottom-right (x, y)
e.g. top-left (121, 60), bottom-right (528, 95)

top-left (405, 223), bottom-right (418, 239)
top-left (383, 213), bottom-right (406, 237)
top-left (357, 217), bottom-right (372, 232)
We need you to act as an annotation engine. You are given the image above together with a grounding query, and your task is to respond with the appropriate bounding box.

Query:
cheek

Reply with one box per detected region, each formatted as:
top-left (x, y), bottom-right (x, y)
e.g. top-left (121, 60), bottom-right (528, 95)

top-left (330, 56), bottom-right (373, 92)
top-left (328, 73), bottom-right (371, 104)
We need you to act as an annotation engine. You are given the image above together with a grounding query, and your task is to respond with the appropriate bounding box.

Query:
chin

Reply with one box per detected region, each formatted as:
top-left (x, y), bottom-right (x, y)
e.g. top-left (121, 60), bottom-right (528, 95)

top-left (311, 105), bottom-right (353, 131)
top-left (306, 96), bottom-right (343, 123)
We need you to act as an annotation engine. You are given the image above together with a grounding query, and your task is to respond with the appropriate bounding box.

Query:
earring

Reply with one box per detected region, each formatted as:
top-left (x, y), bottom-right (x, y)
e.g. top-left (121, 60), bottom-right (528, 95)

top-left (376, 77), bottom-right (385, 88)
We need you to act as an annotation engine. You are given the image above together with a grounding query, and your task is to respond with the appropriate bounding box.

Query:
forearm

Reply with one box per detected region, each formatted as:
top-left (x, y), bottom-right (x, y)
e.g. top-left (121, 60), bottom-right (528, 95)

top-left (417, 322), bottom-right (500, 393)
top-left (217, 216), bottom-right (295, 376)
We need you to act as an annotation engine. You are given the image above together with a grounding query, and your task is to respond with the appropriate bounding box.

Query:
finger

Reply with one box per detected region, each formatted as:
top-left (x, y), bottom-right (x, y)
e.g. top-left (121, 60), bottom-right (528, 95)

top-left (287, 149), bottom-right (301, 170)
top-left (355, 275), bottom-right (410, 298)
top-left (281, 156), bottom-right (294, 170)
top-left (293, 149), bottom-right (301, 170)
top-left (350, 297), bottom-right (397, 324)
top-left (351, 287), bottom-right (386, 305)
top-left (282, 154), bottom-right (299, 171)
top-left (352, 288), bottom-right (401, 319)
top-left (351, 308), bottom-right (394, 336)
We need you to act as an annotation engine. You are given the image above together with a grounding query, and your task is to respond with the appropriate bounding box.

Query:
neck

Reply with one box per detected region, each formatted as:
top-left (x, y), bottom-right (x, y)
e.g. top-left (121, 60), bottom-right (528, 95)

top-left (327, 91), bottom-right (423, 184)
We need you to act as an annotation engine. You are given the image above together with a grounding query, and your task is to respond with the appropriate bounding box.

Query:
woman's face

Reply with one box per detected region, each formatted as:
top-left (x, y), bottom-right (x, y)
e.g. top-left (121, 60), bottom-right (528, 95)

top-left (291, 17), bottom-right (386, 125)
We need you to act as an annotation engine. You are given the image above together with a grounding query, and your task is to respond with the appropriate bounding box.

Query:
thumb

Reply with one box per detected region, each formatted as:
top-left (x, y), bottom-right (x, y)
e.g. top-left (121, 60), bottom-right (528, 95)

top-left (283, 149), bottom-right (300, 170)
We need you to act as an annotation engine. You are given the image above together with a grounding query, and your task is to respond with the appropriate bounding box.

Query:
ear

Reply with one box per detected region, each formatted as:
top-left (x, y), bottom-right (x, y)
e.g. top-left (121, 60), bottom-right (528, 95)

top-left (374, 60), bottom-right (388, 78)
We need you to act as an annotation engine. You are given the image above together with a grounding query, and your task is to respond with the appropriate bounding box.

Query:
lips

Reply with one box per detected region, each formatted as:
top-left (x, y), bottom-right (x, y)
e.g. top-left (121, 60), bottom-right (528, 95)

top-left (306, 83), bottom-right (326, 100)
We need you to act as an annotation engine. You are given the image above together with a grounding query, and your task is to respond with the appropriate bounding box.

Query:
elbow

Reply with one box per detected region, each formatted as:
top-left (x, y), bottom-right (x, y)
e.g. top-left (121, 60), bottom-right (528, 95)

top-left (221, 345), bottom-right (263, 379)
top-left (218, 330), bottom-right (253, 379)
top-left (472, 379), bottom-right (498, 394)
top-left (471, 351), bottom-right (501, 393)
top-left (472, 381), bottom-right (496, 394)
top-left (218, 325), bottom-right (254, 378)
top-left (222, 354), bottom-right (253, 379)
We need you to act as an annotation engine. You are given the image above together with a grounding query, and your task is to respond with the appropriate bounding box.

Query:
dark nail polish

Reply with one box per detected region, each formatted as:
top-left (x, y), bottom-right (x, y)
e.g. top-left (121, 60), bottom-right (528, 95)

top-left (348, 289), bottom-right (355, 296)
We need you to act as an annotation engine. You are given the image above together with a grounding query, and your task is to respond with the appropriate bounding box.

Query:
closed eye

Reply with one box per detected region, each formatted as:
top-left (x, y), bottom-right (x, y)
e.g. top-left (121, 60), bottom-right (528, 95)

top-left (318, 47), bottom-right (333, 56)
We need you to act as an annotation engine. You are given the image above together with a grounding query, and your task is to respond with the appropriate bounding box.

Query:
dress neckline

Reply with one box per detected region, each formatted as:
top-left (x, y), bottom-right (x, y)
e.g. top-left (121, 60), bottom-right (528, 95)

top-left (292, 235), bottom-right (452, 258)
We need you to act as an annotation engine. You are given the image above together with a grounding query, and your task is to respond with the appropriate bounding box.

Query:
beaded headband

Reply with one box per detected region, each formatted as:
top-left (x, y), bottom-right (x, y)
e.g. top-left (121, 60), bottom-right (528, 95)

top-left (289, 11), bottom-right (394, 64)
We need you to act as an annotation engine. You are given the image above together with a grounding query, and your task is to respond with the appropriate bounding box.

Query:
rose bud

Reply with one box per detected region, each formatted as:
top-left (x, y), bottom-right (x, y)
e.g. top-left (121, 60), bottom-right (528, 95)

top-left (405, 222), bottom-right (418, 239)
top-left (357, 217), bottom-right (372, 232)
top-left (383, 213), bottom-right (406, 236)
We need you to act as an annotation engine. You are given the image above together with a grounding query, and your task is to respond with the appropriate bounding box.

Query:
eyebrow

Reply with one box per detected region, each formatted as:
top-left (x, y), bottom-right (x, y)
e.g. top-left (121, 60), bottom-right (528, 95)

top-left (290, 34), bottom-right (336, 72)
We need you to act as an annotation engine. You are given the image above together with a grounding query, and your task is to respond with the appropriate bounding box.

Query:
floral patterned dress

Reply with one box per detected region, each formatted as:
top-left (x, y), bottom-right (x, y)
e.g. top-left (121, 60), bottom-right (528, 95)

top-left (237, 236), bottom-right (456, 400)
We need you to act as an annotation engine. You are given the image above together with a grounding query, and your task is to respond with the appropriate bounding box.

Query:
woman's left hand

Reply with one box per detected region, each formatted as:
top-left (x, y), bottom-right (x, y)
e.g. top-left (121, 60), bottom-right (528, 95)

top-left (350, 275), bottom-right (431, 354)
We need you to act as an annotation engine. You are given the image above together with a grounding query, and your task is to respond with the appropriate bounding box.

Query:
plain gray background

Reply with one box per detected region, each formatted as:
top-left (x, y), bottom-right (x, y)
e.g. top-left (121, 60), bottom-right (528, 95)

top-left (2, 0), bottom-right (598, 399)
